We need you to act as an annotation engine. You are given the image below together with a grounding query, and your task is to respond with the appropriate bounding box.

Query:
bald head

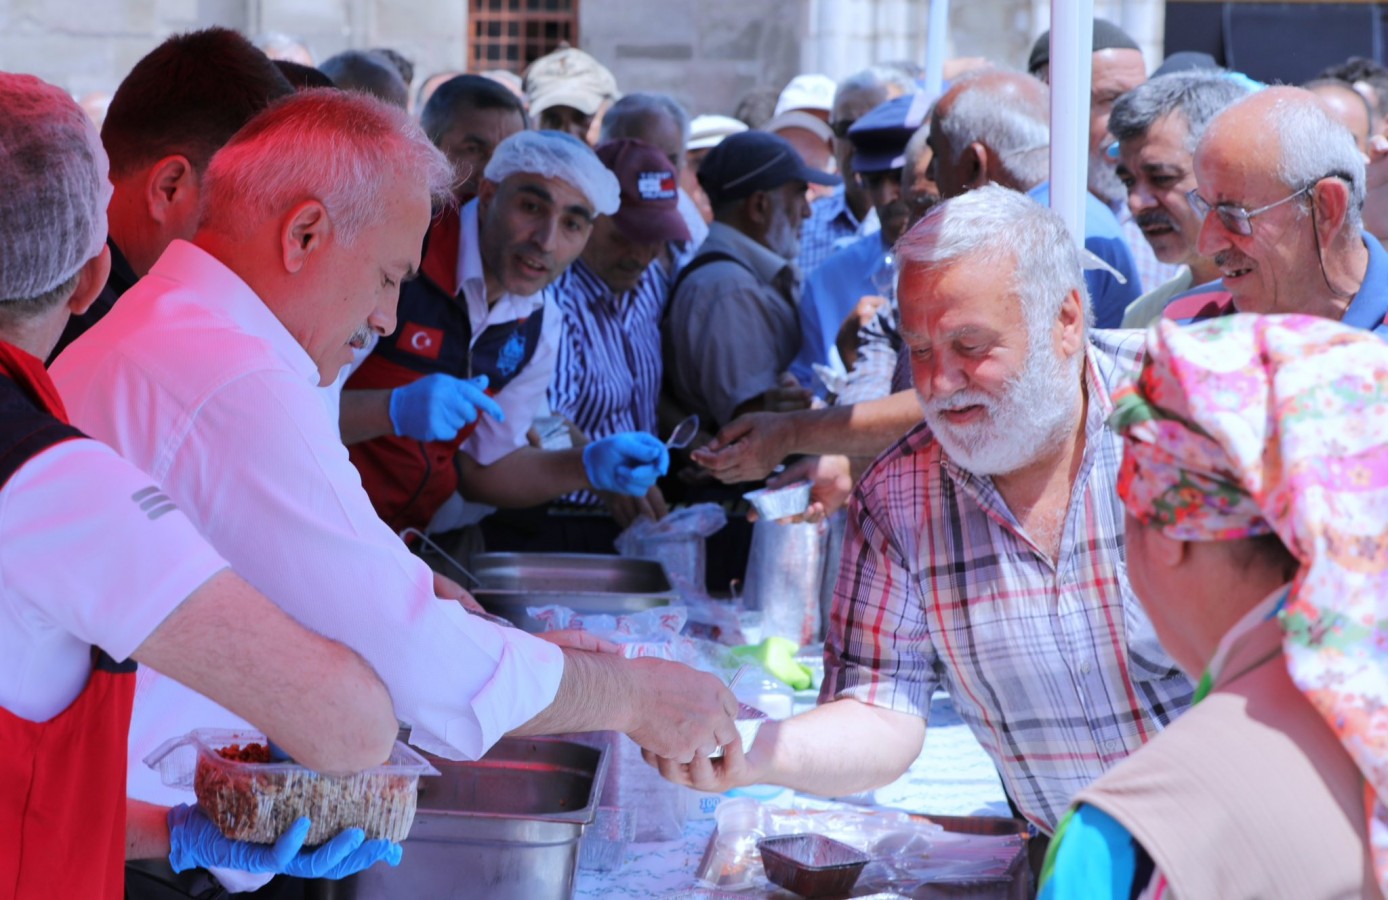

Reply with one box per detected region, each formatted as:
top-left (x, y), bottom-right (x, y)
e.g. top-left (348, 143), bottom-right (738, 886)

top-left (928, 72), bottom-right (1049, 197)
top-left (1194, 86), bottom-right (1368, 317)
top-left (1305, 79), bottom-right (1372, 152)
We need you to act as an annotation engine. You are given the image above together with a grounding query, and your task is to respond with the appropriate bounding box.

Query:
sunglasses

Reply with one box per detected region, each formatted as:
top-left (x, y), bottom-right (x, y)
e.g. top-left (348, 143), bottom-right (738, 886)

top-left (1186, 173), bottom-right (1349, 236)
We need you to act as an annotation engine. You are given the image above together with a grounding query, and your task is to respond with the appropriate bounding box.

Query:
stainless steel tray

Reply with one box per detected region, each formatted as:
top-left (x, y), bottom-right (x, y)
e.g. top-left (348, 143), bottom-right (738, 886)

top-left (334, 737), bottom-right (609, 900)
top-left (469, 553), bottom-right (674, 632)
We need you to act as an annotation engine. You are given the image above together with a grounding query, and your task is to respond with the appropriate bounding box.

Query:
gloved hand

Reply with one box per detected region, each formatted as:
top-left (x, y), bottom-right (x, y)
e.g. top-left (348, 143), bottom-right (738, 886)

top-left (582, 432), bottom-right (669, 495)
top-left (389, 373), bottom-right (505, 441)
top-left (167, 804), bottom-right (402, 879)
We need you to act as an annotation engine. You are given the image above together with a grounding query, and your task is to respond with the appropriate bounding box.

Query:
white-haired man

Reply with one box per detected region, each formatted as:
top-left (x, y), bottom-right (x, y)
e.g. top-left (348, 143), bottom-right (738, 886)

top-left (52, 90), bottom-right (737, 893)
top-left (1110, 71), bottom-right (1251, 326)
top-left (927, 71), bottom-right (1142, 327)
top-left (1, 74), bottom-right (401, 898)
top-left (1171, 86), bottom-right (1388, 334)
top-left (654, 186), bottom-right (1193, 845)
top-left (341, 129), bottom-right (670, 535)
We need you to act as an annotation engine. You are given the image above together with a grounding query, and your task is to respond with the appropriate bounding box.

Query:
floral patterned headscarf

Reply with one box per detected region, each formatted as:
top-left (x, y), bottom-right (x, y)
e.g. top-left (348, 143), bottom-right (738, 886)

top-left (1112, 314), bottom-right (1388, 891)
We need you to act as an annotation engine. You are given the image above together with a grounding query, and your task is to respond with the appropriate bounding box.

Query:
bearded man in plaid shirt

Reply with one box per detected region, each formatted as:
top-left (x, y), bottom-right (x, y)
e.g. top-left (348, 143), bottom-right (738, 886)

top-left (651, 185), bottom-right (1194, 836)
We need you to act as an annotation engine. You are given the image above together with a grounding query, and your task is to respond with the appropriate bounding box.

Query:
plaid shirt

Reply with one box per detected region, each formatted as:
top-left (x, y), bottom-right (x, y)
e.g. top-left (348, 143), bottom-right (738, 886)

top-left (798, 187), bottom-right (876, 276)
top-left (823, 329), bottom-right (1193, 832)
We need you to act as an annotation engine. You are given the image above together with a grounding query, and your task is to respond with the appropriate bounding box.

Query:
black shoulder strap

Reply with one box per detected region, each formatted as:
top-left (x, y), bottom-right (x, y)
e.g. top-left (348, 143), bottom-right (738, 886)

top-left (668, 251), bottom-right (753, 304)
top-left (0, 374), bottom-right (84, 490)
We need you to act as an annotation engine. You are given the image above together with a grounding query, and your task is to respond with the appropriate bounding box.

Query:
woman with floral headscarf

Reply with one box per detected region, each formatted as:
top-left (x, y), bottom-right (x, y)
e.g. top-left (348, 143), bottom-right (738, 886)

top-left (1039, 314), bottom-right (1387, 900)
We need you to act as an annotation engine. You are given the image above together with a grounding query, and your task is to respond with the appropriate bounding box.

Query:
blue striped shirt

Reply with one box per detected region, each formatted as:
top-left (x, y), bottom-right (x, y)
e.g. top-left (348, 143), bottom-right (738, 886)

top-left (548, 258), bottom-right (670, 506)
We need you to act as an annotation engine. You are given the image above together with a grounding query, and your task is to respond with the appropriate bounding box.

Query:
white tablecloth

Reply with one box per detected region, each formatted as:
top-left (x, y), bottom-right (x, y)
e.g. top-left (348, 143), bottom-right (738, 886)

top-left (574, 692), bottom-right (1008, 899)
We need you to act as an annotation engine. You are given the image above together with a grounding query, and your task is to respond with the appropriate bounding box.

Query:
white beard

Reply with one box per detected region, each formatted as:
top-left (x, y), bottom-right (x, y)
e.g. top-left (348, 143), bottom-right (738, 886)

top-left (766, 200), bottom-right (802, 262)
top-left (920, 335), bottom-right (1082, 477)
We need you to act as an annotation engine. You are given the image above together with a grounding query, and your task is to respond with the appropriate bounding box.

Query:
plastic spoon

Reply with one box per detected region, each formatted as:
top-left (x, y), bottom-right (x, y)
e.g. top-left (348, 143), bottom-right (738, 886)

top-left (665, 414), bottom-right (700, 450)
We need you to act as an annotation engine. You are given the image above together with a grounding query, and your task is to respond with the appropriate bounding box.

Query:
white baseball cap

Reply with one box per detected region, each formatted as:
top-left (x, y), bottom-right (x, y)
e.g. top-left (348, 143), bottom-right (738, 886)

top-left (773, 73), bottom-right (836, 116)
top-left (687, 114), bottom-right (747, 151)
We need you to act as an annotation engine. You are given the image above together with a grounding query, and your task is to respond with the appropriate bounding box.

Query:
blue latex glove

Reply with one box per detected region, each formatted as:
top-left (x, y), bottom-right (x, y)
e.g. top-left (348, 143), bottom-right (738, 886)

top-left (389, 373), bottom-right (505, 441)
top-left (582, 432), bottom-right (669, 495)
top-left (167, 804), bottom-right (402, 878)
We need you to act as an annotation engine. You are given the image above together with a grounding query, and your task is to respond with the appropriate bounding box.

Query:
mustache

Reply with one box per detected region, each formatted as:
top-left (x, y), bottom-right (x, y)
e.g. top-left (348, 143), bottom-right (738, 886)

top-left (1135, 211), bottom-right (1178, 231)
top-left (515, 244), bottom-right (554, 270)
top-left (348, 324), bottom-right (374, 349)
top-left (1213, 250), bottom-right (1248, 270)
top-left (923, 390), bottom-right (997, 416)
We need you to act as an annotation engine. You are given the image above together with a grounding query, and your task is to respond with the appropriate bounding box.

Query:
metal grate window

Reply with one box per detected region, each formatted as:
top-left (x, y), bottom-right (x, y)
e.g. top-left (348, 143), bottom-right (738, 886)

top-left (468, 0), bottom-right (579, 73)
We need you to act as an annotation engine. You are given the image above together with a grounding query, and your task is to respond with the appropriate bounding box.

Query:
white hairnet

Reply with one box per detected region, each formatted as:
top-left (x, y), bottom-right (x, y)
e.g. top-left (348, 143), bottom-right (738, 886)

top-left (482, 130), bottom-right (620, 216)
top-left (0, 73), bottom-right (112, 301)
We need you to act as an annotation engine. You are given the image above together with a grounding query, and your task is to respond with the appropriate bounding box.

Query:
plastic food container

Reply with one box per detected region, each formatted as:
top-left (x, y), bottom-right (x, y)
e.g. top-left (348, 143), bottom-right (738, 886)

top-left (144, 729), bottom-right (439, 846)
top-left (757, 833), bottom-right (870, 898)
top-left (742, 481), bottom-right (813, 521)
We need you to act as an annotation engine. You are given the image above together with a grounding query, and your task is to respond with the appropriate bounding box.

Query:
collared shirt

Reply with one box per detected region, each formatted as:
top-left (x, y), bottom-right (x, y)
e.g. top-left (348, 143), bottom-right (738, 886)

top-left (49, 237), bottom-right (138, 362)
top-left (1117, 206), bottom-right (1183, 301)
top-left (1028, 183), bottom-right (1144, 329)
top-left (454, 199), bottom-right (563, 464)
top-left (51, 240), bottom-right (565, 806)
top-left (1120, 266), bottom-right (1194, 329)
top-left (549, 258), bottom-right (667, 505)
top-left (664, 222), bottom-right (803, 428)
top-left (823, 329), bottom-right (1193, 833)
top-left (798, 186), bottom-right (880, 276)
top-left (789, 231), bottom-right (892, 396)
top-left (1165, 232), bottom-right (1388, 338)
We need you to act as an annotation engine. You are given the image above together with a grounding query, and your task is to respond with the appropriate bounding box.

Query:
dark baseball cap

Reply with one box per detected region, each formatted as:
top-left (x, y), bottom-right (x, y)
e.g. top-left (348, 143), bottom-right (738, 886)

top-left (696, 130), bottom-right (840, 205)
top-left (596, 138), bottom-right (691, 244)
top-left (847, 93), bottom-right (931, 174)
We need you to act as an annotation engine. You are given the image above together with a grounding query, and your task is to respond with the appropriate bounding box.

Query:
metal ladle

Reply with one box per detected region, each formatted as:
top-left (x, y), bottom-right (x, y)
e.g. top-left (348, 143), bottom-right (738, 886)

top-left (399, 527), bottom-right (516, 629)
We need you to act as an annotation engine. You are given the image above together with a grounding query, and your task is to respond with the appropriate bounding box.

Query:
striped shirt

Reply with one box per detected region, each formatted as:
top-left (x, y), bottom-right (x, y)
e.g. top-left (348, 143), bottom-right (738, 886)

top-left (823, 329), bottom-right (1193, 832)
top-left (798, 187), bottom-right (878, 276)
top-left (548, 258), bottom-right (668, 506)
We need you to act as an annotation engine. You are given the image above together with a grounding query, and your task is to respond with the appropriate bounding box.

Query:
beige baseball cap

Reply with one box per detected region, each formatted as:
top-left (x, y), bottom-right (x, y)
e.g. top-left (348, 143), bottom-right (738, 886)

top-left (523, 47), bottom-right (618, 118)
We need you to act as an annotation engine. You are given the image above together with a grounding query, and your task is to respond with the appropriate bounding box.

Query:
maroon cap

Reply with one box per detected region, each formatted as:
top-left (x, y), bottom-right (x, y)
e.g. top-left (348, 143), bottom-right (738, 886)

top-left (596, 138), bottom-right (692, 244)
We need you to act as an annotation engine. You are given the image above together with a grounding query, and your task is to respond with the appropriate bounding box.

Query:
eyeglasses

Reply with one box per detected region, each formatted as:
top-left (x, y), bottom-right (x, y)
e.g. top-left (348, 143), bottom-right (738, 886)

top-left (830, 119), bottom-right (857, 139)
top-left (1186, 182), bottom-right (1315, 236)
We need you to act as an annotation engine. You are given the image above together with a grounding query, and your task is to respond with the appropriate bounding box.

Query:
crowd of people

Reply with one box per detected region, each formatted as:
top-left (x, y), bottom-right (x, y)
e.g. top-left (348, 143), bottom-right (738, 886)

top-left (5, 16), bottom-right (1388, 899)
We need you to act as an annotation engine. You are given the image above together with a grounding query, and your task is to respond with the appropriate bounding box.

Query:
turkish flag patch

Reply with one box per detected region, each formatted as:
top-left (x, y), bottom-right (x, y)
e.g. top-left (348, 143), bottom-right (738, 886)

top-left (398, 322), bottom-right (443, 360)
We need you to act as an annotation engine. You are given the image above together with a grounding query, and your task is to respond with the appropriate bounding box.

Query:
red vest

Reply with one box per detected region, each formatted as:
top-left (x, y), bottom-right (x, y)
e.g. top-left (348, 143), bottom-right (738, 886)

top-left (347, 207), bottom-right (546, 533)
top-left (0, 341), bottom-right (135, 900)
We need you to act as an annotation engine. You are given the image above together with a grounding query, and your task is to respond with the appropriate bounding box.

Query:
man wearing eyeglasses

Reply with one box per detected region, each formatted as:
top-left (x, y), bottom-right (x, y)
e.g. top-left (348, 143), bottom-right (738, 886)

top-left (1171, 86), bottom-right (1388, 334)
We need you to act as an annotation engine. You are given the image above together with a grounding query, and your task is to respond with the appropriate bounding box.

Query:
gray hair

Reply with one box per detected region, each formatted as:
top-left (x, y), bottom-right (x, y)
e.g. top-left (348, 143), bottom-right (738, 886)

top-left (1270, 94), bottom-right (1367, 232)
top-left (836, 66), bottom-right (918, 105)
top-left (897, 184), bottom-right (1090, 340)
top-left (200, 89), bottom-right (454, 245)
top-left (903, 120), bottom-right (933, 172)
top-left (1109, 71), bottom-right (1253, 153)
top-left (600, 91), bottom-right (691, 146)
top-left (937, 78), bottom-right (1050, 189)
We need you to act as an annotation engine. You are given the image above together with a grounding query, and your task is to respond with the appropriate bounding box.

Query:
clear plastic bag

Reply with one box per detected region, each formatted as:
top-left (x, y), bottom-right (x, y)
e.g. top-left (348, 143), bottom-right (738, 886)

top-left (616, 503), bottom-right (727, 598)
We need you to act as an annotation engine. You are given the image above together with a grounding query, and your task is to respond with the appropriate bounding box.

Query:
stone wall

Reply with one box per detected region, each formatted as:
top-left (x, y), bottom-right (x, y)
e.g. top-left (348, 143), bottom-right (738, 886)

top-left (580, 0), bottom-right (810, 118)
top-left (0, 0), bottom-right (1164, 113)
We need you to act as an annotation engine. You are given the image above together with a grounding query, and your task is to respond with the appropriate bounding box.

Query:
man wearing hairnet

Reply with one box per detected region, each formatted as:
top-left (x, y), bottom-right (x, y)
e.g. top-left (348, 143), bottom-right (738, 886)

top-left (0, 72), bottom-right (406, 899)
top-left (341, 129), bottom-right (670, 536)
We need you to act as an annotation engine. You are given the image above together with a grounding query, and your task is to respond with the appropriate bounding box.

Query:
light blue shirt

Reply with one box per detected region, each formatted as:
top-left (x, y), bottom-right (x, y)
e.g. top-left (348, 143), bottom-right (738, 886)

top-left (789, 231), bottom-right (891, 396)
top-left (1028, 182), bottom-right (1143, 328)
